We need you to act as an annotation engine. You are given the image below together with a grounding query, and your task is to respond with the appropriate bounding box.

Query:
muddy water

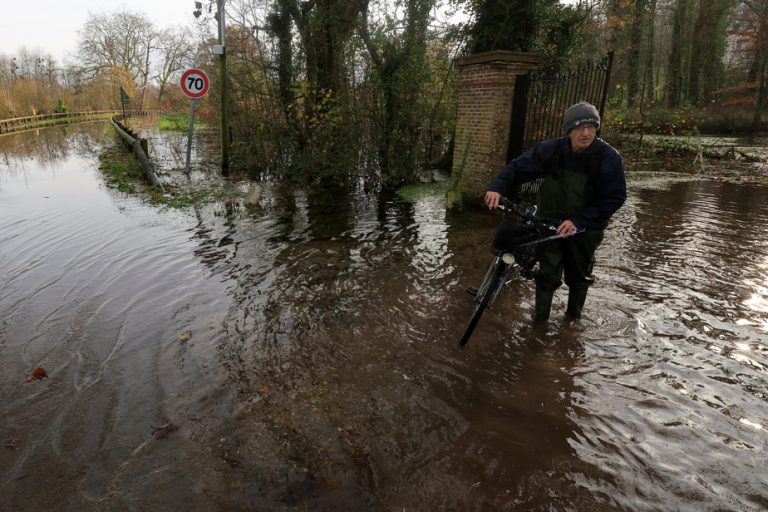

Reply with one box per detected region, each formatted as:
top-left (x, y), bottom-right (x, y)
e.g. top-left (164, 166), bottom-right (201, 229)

top-left (1, 123), bottom-right (767, 511)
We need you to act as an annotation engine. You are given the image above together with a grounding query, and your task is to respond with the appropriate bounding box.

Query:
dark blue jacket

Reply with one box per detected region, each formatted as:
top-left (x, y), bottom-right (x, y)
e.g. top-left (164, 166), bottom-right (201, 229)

top-left (488, 137), bottom-right (627, 230)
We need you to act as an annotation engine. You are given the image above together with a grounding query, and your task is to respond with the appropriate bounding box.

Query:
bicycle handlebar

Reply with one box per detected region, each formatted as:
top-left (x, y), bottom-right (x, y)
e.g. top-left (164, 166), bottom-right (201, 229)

top-left (498, 197), bottom-right (559, 227)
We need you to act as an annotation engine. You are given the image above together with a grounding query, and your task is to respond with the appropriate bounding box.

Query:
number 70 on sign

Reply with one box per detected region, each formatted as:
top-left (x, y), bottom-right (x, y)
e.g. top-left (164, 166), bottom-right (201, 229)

top-left (180, 68), bottom-right (210, 98)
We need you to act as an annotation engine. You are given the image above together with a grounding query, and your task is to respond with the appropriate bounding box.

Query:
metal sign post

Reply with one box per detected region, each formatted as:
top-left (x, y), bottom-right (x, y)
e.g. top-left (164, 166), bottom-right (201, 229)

top-left (185, 99), bottom-right (197, 175)
top-left (179, 68), bottom-right (210, 176)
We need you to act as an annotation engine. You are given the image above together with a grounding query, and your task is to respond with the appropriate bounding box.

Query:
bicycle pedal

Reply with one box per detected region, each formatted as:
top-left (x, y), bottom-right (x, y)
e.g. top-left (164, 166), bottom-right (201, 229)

top-left (466, 286), bottom-right (478, 296)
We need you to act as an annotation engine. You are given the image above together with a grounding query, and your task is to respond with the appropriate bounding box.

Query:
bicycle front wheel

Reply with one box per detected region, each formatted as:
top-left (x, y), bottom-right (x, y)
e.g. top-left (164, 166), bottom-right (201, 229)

top-left (459, 259), bottom-right (507, 347)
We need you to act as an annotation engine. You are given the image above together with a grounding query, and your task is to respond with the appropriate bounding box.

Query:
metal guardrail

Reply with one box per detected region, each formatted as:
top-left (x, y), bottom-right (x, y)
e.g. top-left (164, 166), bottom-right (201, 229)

top-left (0, 110), bottom-right (168, 134)
top-left (110, 115), bottom-right (166, 193)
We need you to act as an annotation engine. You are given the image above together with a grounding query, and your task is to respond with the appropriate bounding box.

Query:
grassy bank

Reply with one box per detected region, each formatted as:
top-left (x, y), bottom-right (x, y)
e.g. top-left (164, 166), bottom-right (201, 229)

top-left (158, 113), bottom-right (190, 131)
top-left (611, 133), bottom-right (768, 165)
top-left (98, 137), bottom-right (146, 194)
top-left (604, 104), bottom-right (767, 136)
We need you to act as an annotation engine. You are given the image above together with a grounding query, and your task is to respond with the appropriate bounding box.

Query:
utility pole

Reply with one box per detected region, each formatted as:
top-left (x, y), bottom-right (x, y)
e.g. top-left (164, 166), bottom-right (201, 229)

top-left (216, 0), bottom-right (230, 175)
top-left (192, 0), bottom-right (230, 174)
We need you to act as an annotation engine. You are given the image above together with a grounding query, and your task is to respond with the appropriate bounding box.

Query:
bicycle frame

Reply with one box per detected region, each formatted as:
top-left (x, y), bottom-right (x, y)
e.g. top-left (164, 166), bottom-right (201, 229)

top-left (458, 198), bottom-right (581, 347)
top-left (459, 252), bottom-right (522, 347)
top-left (482, 256), bottom-right (517, 305)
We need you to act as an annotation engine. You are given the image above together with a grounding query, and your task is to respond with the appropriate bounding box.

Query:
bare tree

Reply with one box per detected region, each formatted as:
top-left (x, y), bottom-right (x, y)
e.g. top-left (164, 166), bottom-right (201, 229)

top-left (155, 28), bottom-right (196, 105)
top-left (77, 10), bottom-right (158, 105)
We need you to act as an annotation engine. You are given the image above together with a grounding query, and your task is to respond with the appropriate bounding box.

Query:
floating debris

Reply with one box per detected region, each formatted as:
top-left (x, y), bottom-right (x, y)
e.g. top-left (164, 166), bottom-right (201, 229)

top-left (25, 367), bottom-right (48, 382)
top-left (151, 422), bottom-right (178, 439)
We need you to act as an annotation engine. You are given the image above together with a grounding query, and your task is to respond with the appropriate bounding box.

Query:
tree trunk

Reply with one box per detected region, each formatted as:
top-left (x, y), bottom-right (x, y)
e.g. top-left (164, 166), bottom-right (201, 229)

top-left (750, 4), bottom-right (768, 132)
top-left (627, 0), bottom-right (648, 107)
top-left (688, 0), bottom-right (730, 105)
top-left (700, 0), bottom-right (731, 102)
top-left (643, 0), bottom-right (657, 102)
top-left (752, 60), bottom-right (767, 133)
top-left (359, 0), bottom-right (432, 186)
top-left (666, 0), bottom-right (689, 106)
top-left (268, 0), bottom-right (293, 117)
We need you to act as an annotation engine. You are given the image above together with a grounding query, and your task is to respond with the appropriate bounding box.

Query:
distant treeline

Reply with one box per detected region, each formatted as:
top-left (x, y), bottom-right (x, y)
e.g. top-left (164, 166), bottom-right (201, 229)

top-left (2, 0), bottom-right (766, 186)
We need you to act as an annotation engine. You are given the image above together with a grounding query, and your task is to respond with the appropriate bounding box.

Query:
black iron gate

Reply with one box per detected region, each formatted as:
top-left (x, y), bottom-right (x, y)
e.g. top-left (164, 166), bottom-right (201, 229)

top-left (507, 51), bottom-right (614, 160)
top-left (504, 52), bottom-right (614, 270)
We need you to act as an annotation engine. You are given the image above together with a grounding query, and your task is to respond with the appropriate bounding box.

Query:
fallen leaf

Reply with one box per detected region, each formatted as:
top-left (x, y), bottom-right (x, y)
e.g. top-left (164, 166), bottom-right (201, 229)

top-left (257, 385), bottom-right (271, 396)
top-left (178, 331), bottom-right (192, 342)
top-left (151, 423), bottom-right (178, 439)
top-left (25, 368), bottom-right (48, 382)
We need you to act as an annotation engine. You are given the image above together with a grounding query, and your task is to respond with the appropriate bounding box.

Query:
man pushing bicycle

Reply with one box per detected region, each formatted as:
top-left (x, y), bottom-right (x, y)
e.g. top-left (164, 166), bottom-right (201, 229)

top-left (484, 102), bottom-right (627, 322)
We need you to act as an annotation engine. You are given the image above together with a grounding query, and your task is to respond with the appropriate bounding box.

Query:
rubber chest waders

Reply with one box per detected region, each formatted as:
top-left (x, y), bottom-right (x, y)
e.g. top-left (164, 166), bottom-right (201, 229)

top-left (533, 153), bottom-right (604, 321)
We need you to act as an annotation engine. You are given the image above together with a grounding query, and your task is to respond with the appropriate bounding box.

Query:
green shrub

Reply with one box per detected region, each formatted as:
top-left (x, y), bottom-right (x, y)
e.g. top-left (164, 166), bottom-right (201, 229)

top-left (54, 98), bottom-right (68, 114)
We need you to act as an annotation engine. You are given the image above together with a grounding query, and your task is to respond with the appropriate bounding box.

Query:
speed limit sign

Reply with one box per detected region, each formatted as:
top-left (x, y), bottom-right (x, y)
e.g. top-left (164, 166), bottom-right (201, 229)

top-left (180, 68), bottom-right (210, 99)
top-left (181, 68), bottom-right (210, 175)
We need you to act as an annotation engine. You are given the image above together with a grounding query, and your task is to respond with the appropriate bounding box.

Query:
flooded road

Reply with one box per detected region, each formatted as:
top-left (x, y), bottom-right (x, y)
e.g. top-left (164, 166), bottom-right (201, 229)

top-left (1, 123), bottom-right (767, 511)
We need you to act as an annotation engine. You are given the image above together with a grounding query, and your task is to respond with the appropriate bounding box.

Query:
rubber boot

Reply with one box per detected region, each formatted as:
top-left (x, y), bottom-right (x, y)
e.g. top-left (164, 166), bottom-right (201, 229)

top-left (566, 287), bottom-right (589, 319)
top-left (535, 288), bottom-right (555, 323)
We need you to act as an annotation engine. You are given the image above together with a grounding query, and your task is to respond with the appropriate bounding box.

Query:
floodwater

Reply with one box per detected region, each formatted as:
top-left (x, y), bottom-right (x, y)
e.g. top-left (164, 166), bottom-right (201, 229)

top-left (1, 122), bottom-right (767, 511)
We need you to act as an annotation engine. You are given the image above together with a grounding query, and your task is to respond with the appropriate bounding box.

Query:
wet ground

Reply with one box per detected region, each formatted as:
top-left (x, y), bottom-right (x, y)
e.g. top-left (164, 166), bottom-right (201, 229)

top-left (1, 122), bottom-right (767, 511)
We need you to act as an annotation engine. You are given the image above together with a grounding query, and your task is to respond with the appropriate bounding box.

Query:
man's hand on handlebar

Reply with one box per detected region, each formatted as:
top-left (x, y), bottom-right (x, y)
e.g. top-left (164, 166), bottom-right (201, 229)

top-left (556, 219), bottom-right (579, 237)
top-left (484, 194), bottom-right (578, 237)
top-left (485, 191), bottom-right (502, 209)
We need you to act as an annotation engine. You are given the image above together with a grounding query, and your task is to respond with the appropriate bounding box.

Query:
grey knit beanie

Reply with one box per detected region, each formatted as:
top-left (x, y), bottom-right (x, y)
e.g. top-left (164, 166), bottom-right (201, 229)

top-left (562, 101), bottom-right (600, 134)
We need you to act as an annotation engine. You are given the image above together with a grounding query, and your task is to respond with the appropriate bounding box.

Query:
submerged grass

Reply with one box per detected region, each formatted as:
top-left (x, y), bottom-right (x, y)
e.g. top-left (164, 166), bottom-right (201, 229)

top-left (396, 179), bottom-right (451, 203)
top-left (99, 139), bottom-right (144, 194)
top-left (158, 113), bottom-right (190, 131)
top-left (99, 130), bottom-right (241, 209)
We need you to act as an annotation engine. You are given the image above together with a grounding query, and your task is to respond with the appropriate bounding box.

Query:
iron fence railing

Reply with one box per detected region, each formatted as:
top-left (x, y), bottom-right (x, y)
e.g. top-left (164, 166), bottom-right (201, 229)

top-left (508, 51), bottom-right (614, 160)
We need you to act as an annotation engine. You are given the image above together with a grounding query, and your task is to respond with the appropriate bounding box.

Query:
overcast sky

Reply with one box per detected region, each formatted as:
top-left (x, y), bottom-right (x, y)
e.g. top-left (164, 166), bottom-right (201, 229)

top-left (0, 0), bottom-right (197, 63)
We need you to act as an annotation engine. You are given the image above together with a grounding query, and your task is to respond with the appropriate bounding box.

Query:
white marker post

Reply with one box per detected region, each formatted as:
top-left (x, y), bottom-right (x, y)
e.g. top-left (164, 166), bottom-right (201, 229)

top-left (180, 68), bottom-right (210, 175)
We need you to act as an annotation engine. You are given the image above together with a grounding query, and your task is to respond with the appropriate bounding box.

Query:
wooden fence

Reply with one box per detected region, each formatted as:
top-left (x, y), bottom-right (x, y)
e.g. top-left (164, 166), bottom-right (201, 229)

top-left (0, 110), bottom-right (168, 135)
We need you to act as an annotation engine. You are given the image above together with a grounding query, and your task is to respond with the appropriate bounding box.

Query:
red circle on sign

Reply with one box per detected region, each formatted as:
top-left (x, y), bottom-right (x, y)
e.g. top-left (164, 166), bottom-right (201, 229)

top-left (180, 68), bottom-right (210, 99)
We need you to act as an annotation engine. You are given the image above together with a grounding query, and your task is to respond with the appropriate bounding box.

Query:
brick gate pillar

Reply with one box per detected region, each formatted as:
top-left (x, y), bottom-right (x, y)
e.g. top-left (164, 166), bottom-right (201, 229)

top-left (447, 51), bottom-right (539, 209)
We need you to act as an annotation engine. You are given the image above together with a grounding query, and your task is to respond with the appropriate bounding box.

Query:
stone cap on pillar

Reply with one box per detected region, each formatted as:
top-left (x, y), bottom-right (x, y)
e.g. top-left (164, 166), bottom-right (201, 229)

top-left (457, 51), bottom-right (540, 72)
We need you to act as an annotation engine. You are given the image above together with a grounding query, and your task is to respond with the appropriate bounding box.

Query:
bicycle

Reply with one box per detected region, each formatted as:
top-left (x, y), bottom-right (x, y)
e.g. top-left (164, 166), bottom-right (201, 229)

top-left (458, 197), bottom-right (583, 347)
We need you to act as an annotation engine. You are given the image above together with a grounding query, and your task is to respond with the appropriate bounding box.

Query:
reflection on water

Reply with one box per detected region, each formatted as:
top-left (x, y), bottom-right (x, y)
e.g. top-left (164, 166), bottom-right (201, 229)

top-left (0, 122), bottom-right (104, 173)
top-left (1, 124), bottom-right (767, 511)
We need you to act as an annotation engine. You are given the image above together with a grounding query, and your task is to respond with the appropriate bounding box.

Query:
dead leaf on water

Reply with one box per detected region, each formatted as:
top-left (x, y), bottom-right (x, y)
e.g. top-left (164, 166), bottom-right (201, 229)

top-left (25, 367), bottom-right (48, 382)
top-left (151, 422), bottom-right (178, 439)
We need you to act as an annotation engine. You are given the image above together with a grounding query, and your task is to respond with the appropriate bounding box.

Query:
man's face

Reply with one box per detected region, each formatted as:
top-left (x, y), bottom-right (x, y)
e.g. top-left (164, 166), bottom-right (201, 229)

top-left (568, 123), bottom-right (597, 153)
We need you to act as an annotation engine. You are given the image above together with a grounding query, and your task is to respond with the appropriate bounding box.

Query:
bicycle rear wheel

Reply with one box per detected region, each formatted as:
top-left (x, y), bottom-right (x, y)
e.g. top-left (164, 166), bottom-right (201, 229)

top-left (459, 259), bottom-right (507, 347)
